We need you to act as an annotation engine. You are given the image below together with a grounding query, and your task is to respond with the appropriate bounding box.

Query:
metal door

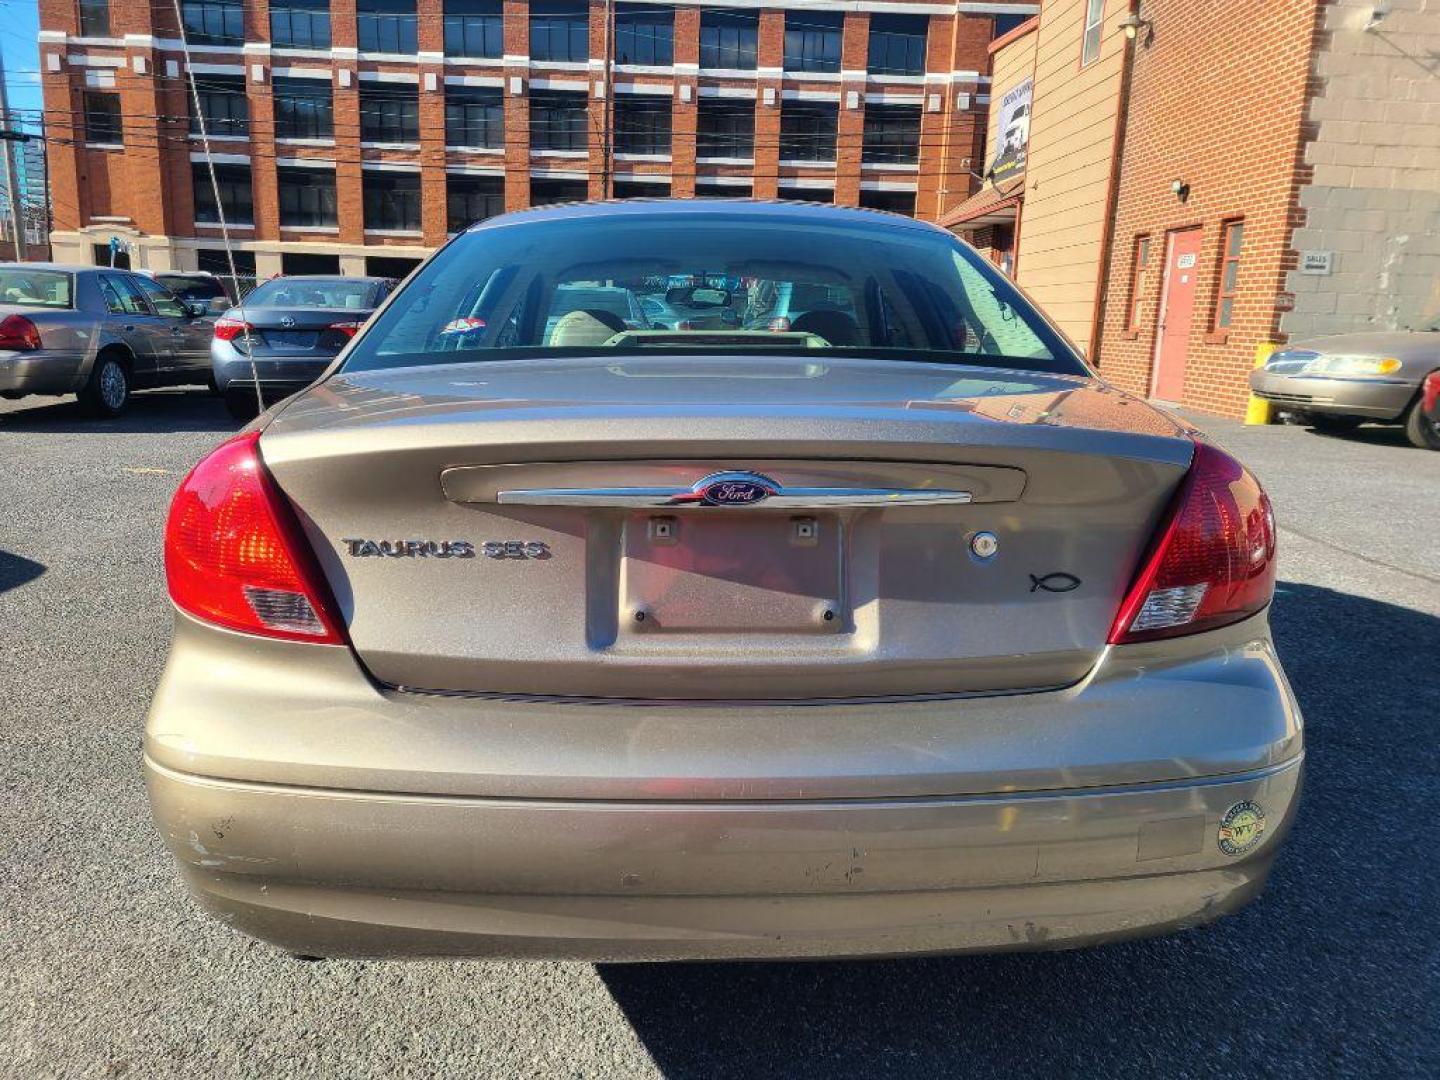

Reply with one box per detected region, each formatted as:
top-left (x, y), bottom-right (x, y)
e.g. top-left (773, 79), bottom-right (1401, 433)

top-left (1151, 228), bottom-right (1203, 402)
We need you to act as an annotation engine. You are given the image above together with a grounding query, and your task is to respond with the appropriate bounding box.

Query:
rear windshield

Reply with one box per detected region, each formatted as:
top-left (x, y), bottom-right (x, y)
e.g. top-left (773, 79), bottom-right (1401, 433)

top-left (0, 269), bottom-right (73, 309)
top-left (157, 274), bottom-right (226, 301)
top-left (341, 213), bottom-right (1086, 375)
top-left (244, 278), bottom-right (376, 310)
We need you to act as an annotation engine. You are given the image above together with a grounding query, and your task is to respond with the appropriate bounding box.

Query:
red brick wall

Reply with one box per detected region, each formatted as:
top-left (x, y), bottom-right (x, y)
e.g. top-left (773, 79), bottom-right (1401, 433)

top-left (1095, 0), bottom-right (1324, 418)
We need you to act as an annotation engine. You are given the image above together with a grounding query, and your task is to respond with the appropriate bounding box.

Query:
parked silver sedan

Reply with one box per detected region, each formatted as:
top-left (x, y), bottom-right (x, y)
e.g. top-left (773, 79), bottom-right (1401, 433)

top-left (211, 275), bottom-right (396, 420)
top-left (1250, 326), bottom-right (1440, 449)
top-left (0, 263), bottom-right (215, 417)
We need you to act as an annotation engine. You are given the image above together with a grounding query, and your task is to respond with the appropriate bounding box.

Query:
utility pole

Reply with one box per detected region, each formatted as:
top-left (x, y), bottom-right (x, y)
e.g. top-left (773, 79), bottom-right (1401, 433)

top-left (600, 0), bottom-right (613, 197)
top-left (0, 50), bottom-right (26, 260)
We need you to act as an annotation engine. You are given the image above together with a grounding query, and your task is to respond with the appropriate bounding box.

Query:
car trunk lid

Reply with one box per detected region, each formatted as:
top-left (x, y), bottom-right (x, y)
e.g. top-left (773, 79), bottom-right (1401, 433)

top-left (234, 307), bottom-right (362, 356)
top-left (259, 355), bottom-right (1195, 700)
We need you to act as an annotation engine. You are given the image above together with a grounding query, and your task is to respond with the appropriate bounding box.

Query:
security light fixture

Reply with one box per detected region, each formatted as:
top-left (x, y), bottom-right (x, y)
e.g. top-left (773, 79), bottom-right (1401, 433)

top-left (1119, 11), bottom-right (1153, 42)
top-left (1171, 179), bottom-right (1190, 202)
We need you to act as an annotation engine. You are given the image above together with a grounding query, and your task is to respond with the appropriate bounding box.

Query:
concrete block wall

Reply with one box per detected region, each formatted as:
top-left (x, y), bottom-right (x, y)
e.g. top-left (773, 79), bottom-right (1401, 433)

top-left (1283, 0), bottom-right (1440, 338)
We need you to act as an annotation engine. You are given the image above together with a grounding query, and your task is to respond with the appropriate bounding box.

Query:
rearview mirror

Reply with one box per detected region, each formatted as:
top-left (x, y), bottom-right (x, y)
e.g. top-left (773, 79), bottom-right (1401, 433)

top-left (206, 296), bottom-right (230, 315)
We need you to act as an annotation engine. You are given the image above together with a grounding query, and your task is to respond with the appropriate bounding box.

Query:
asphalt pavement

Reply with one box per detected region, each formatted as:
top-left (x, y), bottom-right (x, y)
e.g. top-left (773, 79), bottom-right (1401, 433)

top-left (1, 387), bottom-right (1437, 1079)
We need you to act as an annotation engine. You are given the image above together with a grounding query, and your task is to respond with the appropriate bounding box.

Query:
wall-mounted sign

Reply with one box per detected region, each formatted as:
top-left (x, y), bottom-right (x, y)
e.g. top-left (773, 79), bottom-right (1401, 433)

top-left (988, 77), bottom-right (1032, 185)
top-left (1300, 250), bottom-right (1334, 275)
top-left (1176, 253), bottom-right (1197, 269)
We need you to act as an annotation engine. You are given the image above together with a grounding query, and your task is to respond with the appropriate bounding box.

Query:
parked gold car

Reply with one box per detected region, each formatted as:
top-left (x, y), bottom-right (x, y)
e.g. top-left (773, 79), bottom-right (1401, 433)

top-left (146, 202), bottom-right (1302, 960)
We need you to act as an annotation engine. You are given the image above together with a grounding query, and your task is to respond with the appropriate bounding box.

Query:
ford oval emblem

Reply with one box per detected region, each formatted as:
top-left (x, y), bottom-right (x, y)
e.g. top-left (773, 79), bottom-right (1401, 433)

top-left (694, 471), bottom-right (778, 506)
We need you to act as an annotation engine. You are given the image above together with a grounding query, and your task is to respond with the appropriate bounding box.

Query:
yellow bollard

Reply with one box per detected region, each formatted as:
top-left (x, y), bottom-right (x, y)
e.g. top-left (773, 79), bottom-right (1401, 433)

top-left (1245, 342), bottom-right (1277, 425)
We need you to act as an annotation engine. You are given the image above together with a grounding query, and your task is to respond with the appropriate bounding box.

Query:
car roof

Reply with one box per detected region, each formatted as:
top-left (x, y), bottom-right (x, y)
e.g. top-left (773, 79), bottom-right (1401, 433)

top-left (467, 198), bottom-right (946, 236)
top-left (264, 275), bottom-right (389, 283)
top-left (0, 262), bottom-right (96, 273)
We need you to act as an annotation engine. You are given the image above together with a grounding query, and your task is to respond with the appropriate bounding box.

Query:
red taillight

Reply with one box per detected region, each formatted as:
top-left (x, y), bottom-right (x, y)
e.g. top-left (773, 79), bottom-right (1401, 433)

top-left (0, 313), bottom-right (41, 350)
top-left (1108, 441), bottom-right (1277, 645)
top-left (213, 316), bottom-right (252, 342)
top-left (327, 320), bottom-right (363, 339)
top-left (164, 432), bottom-right (345, 645)
top-left (1423, 370), bottom-right (1440, 415)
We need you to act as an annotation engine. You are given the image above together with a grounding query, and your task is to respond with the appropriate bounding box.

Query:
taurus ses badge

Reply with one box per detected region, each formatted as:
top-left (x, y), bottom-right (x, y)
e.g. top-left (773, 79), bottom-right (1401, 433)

top-left (1030, 572), bottom-right (1082, 593)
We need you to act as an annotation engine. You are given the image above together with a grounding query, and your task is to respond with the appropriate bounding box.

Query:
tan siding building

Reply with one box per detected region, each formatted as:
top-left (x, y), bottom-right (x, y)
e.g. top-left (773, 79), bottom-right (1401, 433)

top-left (942, 0), bottom-right (1128, 358)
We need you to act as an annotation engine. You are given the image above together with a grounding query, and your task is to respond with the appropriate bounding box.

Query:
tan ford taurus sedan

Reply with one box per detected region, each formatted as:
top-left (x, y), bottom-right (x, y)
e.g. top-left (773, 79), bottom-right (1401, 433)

top-left (146, 201), bottom-right (1302, 961)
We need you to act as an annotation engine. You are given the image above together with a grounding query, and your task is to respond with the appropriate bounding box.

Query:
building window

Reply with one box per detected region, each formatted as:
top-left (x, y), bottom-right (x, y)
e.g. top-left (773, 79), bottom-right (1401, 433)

top-left (277, 167), bottom-right (338, 227)
top-left (366, 255), bottom-right (421, 278)
top-left (181, 0), bottom-right (244, 47)
top-left (93, 243), bottom-right (130, 269)
top-left (445, 86), bottom-right (504, 147)
top-left (83, 91), bottom-right (122, 145)
top-left (530, 0), bottom-right (589, 63)
top-left (615, 4), bottom-right (673, 66)
top-left (363, 171), bottom-right (421, 231)
top-left (270, 0), bottom-right (331, 49)
top-left (993, 14), bottom-right (1029, 40)
top-left (696, 98), bottom-right (754, 159)
top-left (1126, 235), bottom-right (1150, 331)
top-left (861, 104), bottom-right (920, 164)
top-left (784, 11), bottom-right (843, 74)
top-left (777, 186), bottom-right (833, 205)
top-left (867, 14), bottom-right (928, 76)
top-left (1214, 220), bottom-right (1244, 331)
top-left (188, 74), bottom-right (249, 138)
top-left (991, 223), bottom-right (1017, 277)
top-left (358, 0), bottom-right (417, 54)
top-left (197, 247), bottom-right (257, 295)
top-left (614, 96), bottom-right (670, 156)
top-left (273, 77), bottom-right (333, 139)
top-left (530, 178), bottom-right (589, 206)
top-left (779, 100), bottom-right (838, 162)
top-left (859, 188), bottom-right (917, 216)
top-left (282, 252), bottom-right (340, 274)
top-left (444, 0), bottom-right (502, 58)
top-left (78, 0), bottom-right (110, 37)
top-left (694, 181), bottom-right (751, 198)
top-left (447, 175), bottom-right (505, 231)
top-left (360, 82), bottom-right (420, 143)
top-left (699, 11), bottom-right (757, 70)
top-left (192, 163), bottom-right (253, 224)
top-left (613, 180), bottom-right (670, 199)
top-left (1081, 0), bottom-right (1104, 66)
top-left (530, 90), bottom-right (588, 152)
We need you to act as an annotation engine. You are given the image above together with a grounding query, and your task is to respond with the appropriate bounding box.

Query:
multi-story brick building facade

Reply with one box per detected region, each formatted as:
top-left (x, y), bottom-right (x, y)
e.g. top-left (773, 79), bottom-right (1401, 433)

top-left (38, 0), bottom-right (1031, 280)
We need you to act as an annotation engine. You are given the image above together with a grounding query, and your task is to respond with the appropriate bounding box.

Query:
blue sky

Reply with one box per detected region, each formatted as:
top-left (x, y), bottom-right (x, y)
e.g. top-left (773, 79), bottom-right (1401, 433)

top-left (0, 0), bottom-right (43, 120)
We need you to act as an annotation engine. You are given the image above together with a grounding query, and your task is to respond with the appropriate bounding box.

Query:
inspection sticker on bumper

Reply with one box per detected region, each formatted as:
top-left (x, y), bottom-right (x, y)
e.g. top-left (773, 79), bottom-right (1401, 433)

top-left (1218, 801), bottom-right (1267, 856)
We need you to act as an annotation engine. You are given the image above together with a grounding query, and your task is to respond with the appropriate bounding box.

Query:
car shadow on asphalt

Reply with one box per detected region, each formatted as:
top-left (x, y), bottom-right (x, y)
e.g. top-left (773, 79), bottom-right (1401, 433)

top-left (1301, 423), bottom-right (1414, 449)
top-left (0, 387), bottom-right (239, 434)
top-left (597, 582), bottom-right (1439, 1079)
top-left (0, 549), bottom-right (45, 593)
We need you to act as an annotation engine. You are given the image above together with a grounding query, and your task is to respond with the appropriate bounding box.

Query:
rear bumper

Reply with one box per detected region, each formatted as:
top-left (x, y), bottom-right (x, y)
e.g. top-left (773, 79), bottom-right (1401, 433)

top-left (0, 348), bottom-right (86, 395)
top-left (1249, 370), bottom-right (1415, 419)
top-left (146, 611), bottom-right (1303, 960)
top-left (211, 344), bottom-right (332, 394)
top-left (147, 755), bottom-right (1301, 961)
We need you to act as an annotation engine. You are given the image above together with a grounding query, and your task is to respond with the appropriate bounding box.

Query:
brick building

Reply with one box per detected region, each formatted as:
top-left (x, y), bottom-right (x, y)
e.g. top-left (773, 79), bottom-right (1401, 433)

top-left (947, 0), bottom-right (1440, 419)
top-left (38, 0), bottom-right (1031, 280)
